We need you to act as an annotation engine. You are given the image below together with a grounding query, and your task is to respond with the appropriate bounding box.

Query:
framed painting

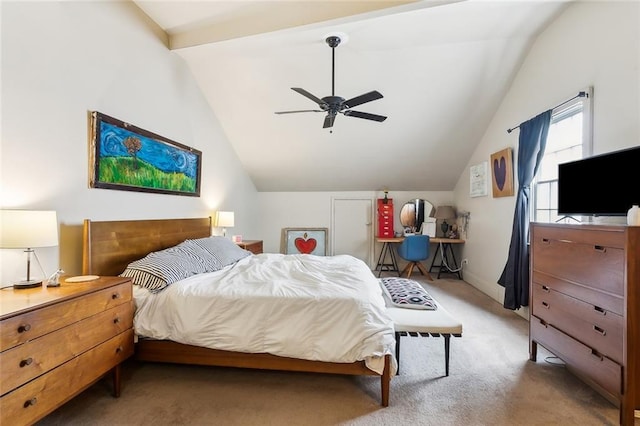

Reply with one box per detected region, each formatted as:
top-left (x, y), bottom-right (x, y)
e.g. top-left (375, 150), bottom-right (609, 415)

top-left (282, 228), bottom-right (328, 255)
top-left (89, 111), bottom-right (202, 197)
top-left (491, 148), bottom-right (514, 197)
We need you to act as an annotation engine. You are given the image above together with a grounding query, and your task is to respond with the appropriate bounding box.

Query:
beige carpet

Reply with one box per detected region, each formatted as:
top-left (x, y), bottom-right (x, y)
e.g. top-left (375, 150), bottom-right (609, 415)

top-left (37, 275), bottom-right (629, 426)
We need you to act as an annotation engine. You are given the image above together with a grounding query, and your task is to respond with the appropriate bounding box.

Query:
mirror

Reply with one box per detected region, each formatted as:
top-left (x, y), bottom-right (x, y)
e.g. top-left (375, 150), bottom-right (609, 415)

top-left (400, 199), bottom-right (435, 233)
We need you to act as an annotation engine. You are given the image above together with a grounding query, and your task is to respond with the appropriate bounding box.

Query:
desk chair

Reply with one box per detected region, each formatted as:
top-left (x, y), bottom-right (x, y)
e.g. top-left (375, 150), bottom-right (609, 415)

top-left (396, 235), bottom-right (433, 280)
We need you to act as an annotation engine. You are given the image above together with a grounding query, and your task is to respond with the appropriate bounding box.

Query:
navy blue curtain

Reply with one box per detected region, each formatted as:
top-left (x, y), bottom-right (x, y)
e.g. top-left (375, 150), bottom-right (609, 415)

top-left (498, 110), bottom-right (552, 310)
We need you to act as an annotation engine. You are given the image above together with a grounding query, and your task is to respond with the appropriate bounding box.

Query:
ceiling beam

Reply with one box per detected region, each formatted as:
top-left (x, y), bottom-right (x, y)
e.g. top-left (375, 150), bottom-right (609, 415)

top-left (167, 1), bottom-right (463, 49)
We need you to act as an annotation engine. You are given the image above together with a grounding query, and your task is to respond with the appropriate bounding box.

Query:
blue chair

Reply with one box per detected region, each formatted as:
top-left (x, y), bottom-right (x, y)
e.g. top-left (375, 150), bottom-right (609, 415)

top-left (397, 235), bottom-right (433, 280)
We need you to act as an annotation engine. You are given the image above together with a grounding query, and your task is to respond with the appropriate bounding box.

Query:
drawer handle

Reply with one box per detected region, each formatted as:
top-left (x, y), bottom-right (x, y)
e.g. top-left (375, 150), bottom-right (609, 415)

top-left (594, 245), bottom-right (606, 253)
top-left (19, 357), bottom-right (33, 368)
top-left (541, 301), bottom-right (550, 309)
top-left (541, 238), bottom-right (550, 245)
top-left (590, 349), bottom-right (604, 361)
top-left (593, 325), bottom-right (606, 336)
top-left (23, 398), bottom-right (37, 408)
top-left (594, 306), bottom-right (607, 316)
top-left (113, 317), bottom-right (121, 324)
top-left (18, 324), bottom-right (31, 333)
top-left (541, 285), bottom-right (550, 293)
top-left (111, 293), bottom-right (120, 300)
top-left (116, 346), bottom-right (123, 354)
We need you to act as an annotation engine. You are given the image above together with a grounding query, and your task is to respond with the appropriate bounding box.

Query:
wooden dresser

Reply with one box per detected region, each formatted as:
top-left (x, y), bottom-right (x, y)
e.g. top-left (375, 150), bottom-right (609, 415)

top-left (529, 223), bottom-right (639, 425)
top-left (0, 276), bottom-right (134, 425)
top-left (236, 240), bottom-right (263, 254)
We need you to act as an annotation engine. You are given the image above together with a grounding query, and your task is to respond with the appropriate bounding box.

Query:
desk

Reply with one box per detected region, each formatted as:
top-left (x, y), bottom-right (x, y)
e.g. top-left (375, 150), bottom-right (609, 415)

top-left (429, 238), bottom-right (465, 279)
top-left (375, 237), bottom-right (404, 277)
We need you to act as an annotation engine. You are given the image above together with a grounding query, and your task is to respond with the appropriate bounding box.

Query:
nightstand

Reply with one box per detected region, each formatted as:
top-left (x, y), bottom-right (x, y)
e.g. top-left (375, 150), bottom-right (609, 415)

top-left (0, 276), bottom-right (134, 425)
top-left (236, 240), bottom-right (263, 254)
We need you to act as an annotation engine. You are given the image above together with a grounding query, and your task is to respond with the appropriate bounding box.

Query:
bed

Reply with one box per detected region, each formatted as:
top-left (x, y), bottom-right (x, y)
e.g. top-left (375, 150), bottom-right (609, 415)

top-left (82, 217), bottom-right (395, 406)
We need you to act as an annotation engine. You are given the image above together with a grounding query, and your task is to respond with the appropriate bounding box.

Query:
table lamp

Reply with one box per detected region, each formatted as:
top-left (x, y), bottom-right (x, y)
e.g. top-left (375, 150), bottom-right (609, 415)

top-left (0, 210), bottom-right (59, 289)
top-left (214, 211), bottom-right (234, 237)
top-left (434, 206), bottom-right (456, 236)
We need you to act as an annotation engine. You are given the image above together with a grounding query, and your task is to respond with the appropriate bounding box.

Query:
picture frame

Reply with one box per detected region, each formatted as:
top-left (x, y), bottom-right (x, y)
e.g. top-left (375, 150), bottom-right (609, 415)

top-left (490, 148), bottom-right (514, 197)
top-left (281, 228), bottom-right (328, 255)
top-left (469, 161), bottom-right (488, 197)
top-left (89, 111), bottom-right (202, 197)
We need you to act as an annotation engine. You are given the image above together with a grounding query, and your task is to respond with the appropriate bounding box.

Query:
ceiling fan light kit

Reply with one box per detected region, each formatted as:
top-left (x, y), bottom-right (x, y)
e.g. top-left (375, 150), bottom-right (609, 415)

top-left (275, 34), bottom-right (387, 129)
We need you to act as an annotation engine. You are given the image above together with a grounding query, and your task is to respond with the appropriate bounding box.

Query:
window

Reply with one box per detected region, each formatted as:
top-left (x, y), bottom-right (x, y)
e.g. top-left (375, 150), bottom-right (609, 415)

top-left (533, 88), bottom-right (593, 223)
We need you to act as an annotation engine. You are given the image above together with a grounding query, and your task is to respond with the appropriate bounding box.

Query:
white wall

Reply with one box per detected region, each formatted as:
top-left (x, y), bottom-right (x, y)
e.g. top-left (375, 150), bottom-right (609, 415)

top-left (0, 1), bottom-right (258, 283)
top-left (256, 190), bottom-right (454, 265)
top-left (452, 1), bottom-right (640, 315)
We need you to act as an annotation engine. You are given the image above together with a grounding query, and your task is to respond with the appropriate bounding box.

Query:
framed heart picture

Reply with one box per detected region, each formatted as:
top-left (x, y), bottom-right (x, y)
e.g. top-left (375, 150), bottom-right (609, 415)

top-left (282, 228), bottom-right (328, 256)
top-left (490, 148), bottom-right (514, 197)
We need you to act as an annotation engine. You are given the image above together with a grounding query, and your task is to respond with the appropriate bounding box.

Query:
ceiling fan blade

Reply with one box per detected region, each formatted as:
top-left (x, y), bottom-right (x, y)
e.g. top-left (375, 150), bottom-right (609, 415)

top-left (343, 110), bottom-right (387, 122)
top-left (344, 91), bottom-right (383, 109)
top-left (275, 109), bottom-right (323, 114)
top-left (323, 114), bottom-right (336, 129)
top-left (292, 88), bottom-right (327, 107)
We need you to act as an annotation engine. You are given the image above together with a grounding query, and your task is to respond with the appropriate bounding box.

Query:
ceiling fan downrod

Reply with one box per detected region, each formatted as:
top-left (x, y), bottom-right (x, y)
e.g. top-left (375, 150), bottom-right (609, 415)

top-left (326, 35), bottom-right (341, 97)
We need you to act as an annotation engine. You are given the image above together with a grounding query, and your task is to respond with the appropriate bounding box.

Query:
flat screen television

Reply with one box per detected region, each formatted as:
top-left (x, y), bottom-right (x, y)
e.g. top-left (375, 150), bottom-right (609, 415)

top-left (557, 145), bottom-right (640, 217)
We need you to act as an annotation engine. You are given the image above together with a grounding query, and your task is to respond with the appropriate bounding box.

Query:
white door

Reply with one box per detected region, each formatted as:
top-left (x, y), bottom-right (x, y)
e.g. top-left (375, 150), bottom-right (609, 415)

top-left (332, 198), bottom-right (374, 267)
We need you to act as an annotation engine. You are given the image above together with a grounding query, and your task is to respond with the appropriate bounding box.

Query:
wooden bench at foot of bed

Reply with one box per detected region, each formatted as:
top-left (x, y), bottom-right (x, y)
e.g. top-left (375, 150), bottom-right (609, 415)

top-left (386, 301), bottom-right (463, 376)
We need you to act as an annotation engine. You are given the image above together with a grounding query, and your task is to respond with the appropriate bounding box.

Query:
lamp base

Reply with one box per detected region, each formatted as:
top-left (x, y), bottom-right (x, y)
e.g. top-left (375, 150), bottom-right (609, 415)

top-left (440, 221), bottom-right (450, 235)
top-left (13, 279), bottom-right (43, 289)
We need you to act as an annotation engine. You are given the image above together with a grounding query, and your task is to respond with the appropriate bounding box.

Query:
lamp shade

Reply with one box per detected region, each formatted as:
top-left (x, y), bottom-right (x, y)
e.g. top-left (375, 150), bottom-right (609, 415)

top-left (214, 211), bottom-right (235, 228)
top-left (0, 210), bottom-right (58, 248)
top-left (434, 206), bottom-right (456, 220)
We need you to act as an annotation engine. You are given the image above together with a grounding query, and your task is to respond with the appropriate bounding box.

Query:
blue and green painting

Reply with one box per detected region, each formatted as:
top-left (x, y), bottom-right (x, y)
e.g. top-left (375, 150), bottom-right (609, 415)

top-left (97, 121), bottom-right (199, 194)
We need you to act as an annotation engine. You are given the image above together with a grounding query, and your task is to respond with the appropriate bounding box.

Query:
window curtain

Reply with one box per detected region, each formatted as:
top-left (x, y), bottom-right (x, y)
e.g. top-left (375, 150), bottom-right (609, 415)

top-left (498, 110), bottom-right (552, 310)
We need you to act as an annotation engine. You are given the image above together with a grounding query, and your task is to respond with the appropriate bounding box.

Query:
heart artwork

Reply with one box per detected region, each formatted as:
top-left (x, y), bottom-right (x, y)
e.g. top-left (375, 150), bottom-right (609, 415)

top-left (295, 237), bottom-right (317, 254)
top-left (493, 156), bottom-right (507, 190)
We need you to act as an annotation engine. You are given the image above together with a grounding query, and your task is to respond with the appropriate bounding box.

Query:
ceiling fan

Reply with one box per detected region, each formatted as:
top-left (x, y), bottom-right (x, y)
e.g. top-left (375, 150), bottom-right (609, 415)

top-left (275, 35), bottom-right (387, 129)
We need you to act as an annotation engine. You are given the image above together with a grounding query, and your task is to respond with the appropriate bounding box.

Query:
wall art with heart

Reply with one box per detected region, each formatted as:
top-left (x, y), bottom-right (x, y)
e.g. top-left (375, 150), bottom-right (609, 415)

top-left (282, 228), bottom-right (328, 256)
top-left (490, 147), bottom-right (514, 198)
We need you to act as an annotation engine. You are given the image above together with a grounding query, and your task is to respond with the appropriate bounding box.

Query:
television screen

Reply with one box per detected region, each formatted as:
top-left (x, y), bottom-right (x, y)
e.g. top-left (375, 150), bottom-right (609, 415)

top-left (557, 145), bottom-right (640, 216)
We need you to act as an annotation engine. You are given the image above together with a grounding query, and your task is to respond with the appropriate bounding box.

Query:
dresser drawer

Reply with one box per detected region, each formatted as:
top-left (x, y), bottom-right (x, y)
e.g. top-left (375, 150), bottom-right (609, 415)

top-left (531, 284), bottom-right (623, 364)
top-left (531, 317), bottom-right (621, 398)
top-left (532, 271), bottom-right (624, 316)
top-left (0, 329), bottom-right (133, 425)
top-left (0, 302), bottom-right (133, 395)
top-left (1, 282), bottom-right (132, 352)
top-left (531, 237), bottom-right (624, 296)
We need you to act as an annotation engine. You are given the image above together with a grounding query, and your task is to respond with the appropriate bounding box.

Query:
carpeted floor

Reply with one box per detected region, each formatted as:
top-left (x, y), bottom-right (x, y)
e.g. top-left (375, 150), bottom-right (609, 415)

top-left (37, 275), bottom-right (629, 426)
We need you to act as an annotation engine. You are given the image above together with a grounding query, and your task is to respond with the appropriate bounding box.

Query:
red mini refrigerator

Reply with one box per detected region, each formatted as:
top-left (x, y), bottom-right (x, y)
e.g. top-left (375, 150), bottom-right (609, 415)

top-left (377, 198), bottom-right (394, 237)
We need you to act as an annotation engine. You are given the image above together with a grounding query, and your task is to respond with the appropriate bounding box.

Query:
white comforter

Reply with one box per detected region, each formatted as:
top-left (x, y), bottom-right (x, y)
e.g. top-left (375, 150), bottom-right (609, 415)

top-left (133, 253), bottom-right (396, 374)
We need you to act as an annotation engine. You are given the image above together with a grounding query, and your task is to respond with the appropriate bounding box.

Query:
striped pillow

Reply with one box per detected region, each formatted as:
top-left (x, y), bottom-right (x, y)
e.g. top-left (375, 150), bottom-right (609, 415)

top-left (186, 237), bottom-right (251, 267)
top-left (120, 241), bottom-right (220, 293)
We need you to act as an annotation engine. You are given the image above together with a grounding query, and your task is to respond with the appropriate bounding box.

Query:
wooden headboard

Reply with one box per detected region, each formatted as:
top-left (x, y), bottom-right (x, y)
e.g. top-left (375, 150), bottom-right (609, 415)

top-left (82, 217), bottom-right (212, 276)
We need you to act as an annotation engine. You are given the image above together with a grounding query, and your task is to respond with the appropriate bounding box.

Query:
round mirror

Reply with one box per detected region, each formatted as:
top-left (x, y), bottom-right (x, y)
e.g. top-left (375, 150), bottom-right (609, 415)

top-left (400, 199), bottom-right (434, 233)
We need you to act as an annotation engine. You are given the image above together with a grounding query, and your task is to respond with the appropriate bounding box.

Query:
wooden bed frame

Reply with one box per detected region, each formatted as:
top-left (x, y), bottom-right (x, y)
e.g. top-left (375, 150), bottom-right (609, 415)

top-left (82, 217), bottom-right (392, 406)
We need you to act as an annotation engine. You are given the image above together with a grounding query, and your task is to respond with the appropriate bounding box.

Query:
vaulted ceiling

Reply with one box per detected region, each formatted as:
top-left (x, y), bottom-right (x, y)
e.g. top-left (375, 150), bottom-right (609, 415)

top-left (134, 0), bottom-right (570, 192)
